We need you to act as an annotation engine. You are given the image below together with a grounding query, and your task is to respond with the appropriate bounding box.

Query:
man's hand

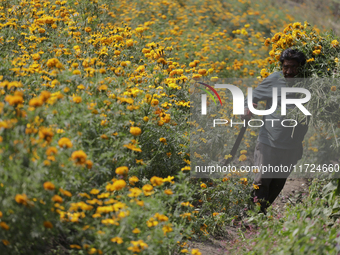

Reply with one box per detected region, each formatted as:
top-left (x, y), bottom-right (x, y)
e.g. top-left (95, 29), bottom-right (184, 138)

top-left (241, 103), bottom-right (257, 120)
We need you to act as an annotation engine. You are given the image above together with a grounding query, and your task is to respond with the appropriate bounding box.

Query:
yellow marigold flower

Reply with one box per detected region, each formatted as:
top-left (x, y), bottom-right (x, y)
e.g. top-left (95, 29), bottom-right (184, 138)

top-left (112, 180), bottom-right (126, 191)
top-left (85, 27), bottom-right (92, 33)
top-left (52, 195), bottom-right (63, 203)
top-left (162, 224), bottom-right (173, 235)
top-left (43, 221), bottom-right (53, 229)
top-left (15, 194), bottom-right (28, 205)
top-left (151, 99), bottom-right (159, 106)
top-left (332, 40), bottom-right (339, 47)
top-left (253, 184), bottom-right (260, 189)
top-left (32, 53), bottom-right (41, 60)
top-left (164, 189), bottom-right (173, 195)
top-left (126, 39), bottom-right (134, 47)
top-left (90, 189), bottom-right (100, 195)
top-left (70, 244), bottom-right (82, 249)
top-left (143, 116), bottom-right (149, 122)
top-left (146, 217), bottom-right (159, 227)
top-left (111, 237), bottom-right (123, 244)
top-left (150, 176), bottom-right (164, 186)
top-left (0, 222), bottom-right (9, 230)
top-left (72, 96), bottom-right (82, 103)
top-left (191, 249), bottom-right (202, 255)
top-left (331, 86), bottom-right (336, 92)
top-left (312, 50), bottom-right (321, 55)
top-left (98, 84), bottom-right (108, 91)
top-left (73, 70), bottom-right (81, 75)
top-left (128, 187), bottom-right (142, 197)
top-left (0, 211), bottom-right (2, 218)
top-left (200, 183), bottom-right (207, 189)
top-left (239, 154), bottom-right (247, 161)
top-left (132, 228), bottom-right (141, 234)
top-left (159, 137), bottom-right (167, 143)
top-left (130, 126), bottom-right (142, 136)
top-left (192, 74), bottom-right (202, 80)
top-left (260, 69), bottom-right (269, 78)
top-left (181, 249), bottom-right (189, 253)
top-left (240, 178), bottom-right (248, 185)
top-left (163, 176), bottom-right (175, 183)
top-left (210, 77), bottom-right (218, 82)
top-left (129, 176), bottom-right (139, 185)
top-left (116, 166), bottom-right (129, 175)
top-left (213, 212), bottom-right (219, 216)
top-left (71, 150), bottom-right (87, 165)
top-left (142, 184), bottom-right (153, 196)
top-left (181, 166), bottom-right (190, 171)
top-left (240, 150), bottom-right (247, 155)
top-left (43, 181), bottom-right (55, 191)
top-left (58, 137), bottom-right (73, 148)
top-left (307, 58), bottom-right (315, 63)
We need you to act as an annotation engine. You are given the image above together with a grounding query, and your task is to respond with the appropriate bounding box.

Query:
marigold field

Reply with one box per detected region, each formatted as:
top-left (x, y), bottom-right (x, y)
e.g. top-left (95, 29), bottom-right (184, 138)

top-left (1, 0), bottom-right (340, 254)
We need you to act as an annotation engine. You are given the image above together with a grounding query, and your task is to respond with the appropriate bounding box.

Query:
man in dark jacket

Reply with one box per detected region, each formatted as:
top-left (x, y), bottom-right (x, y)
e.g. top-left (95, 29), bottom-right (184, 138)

top-left (242, 48), bottom-right (308, 213)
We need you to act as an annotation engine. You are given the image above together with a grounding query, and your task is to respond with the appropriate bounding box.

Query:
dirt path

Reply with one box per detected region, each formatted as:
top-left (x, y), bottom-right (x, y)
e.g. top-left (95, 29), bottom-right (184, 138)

top-left (187, 178), bottom-right (310, 255)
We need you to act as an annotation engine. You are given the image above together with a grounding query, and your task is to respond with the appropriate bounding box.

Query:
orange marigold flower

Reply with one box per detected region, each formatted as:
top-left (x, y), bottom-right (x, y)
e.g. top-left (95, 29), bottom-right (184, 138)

top-left (198, 69), bottom-right (207, 75)
top-left (0, 222), bottom-right (9, 230)
top-left (15, 194), bottom-right (28, 205)
top-left (150, 176), bottom-right (164, 186)
top-left (29, 97), bottom-right (44, 107)
top-left (142, 184), bottom-right (154, 196)
top-left (116, 166), bottom-right (129, 175)
top-left (43, 221), bottom-right (53, 229)
top-left (130, 126), bottom-right (142, 136)
top-left (86, 160), bottom-right (93, 169)
top-left (43, 181), bottom-right (55, 191)
top-left (71, 150), bottom-right (87, 165)
top-left (46, 147), bottom-right (58, 156)
top-left (52, 195), bottom-right (63, 203)
top-left (58, 137), bottom-right (73, 148)
top-left (331, 86), bottom-right (336, 92)
top-left (59, 188), bottom-right (72, 197)
top-left (2, 240), bottom-right (9, 246)
top-left (164, 189), bottom-right (173, 195)
top-left (112, 180), bottom-right (126, 191)
top-left (5, 95), bottom-right (24, 106)
top-left (38, 127), bottom-right (54, 142)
